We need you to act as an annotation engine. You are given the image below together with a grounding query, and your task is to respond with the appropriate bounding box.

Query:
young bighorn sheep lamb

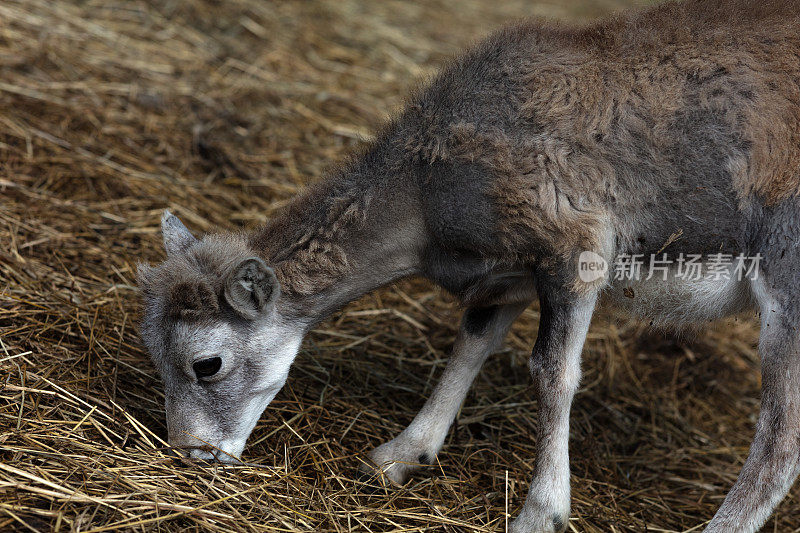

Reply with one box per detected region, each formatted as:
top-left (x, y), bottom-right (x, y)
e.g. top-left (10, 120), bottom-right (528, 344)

top-left (137, 0), bottom-right (800, 531)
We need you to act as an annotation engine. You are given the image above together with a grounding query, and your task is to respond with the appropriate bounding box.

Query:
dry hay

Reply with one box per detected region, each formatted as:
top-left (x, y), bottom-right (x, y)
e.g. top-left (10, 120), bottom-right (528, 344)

top-left (0, 0), bottom-right (795, 531)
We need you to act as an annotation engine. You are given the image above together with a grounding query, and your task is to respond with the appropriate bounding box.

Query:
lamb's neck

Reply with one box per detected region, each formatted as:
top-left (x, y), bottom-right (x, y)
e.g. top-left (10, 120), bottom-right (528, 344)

top-left (249, 162), bottom-right (424, 326)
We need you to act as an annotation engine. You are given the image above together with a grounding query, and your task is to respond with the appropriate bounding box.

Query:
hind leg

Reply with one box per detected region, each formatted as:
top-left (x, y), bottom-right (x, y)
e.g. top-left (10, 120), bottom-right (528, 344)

top-left (705, 207), bottom-right (800, 532)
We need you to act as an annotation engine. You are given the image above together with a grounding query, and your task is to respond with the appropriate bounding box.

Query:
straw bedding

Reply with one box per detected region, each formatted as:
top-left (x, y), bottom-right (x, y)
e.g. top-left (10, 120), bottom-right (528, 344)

top-left (1, 0), bottom-right (796, 531)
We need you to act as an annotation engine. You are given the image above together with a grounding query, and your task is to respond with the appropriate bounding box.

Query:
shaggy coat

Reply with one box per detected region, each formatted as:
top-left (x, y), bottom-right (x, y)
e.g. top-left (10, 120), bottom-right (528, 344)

top-left (138, 1), bottom-right (800, 532)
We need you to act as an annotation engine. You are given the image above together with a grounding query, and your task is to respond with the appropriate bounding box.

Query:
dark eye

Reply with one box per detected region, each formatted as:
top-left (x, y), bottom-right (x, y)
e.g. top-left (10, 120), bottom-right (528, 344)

top-left (193, 357), bottom-right (222, 379)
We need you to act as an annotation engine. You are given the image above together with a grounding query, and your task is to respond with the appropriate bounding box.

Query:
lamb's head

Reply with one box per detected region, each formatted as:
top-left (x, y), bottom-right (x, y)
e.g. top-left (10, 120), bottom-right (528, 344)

top-left (136, 211), bottom-right (302, 462)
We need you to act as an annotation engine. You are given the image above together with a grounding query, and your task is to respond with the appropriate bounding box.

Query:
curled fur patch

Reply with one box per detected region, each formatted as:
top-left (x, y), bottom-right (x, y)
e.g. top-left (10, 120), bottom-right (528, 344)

top-left (166, 280), bottom-right (219, 321)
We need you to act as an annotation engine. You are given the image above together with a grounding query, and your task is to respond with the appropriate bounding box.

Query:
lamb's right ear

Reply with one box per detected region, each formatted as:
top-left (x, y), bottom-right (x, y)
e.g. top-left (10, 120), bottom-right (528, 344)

top-left (161, 210), bottom-right (196, 256)
top-left (224, 257), bottom-right (280, 320)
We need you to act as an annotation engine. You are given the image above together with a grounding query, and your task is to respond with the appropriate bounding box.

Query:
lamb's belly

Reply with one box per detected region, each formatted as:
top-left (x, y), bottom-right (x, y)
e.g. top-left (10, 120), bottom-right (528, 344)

top-left (606, 267), bottom-right (756, 326)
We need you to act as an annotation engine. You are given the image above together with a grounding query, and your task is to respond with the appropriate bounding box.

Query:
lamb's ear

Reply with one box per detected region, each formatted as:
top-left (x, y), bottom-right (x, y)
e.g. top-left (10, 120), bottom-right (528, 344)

top-left (224, 257), bottom-right (280, 320)
top-left (161, 210), bottom-right (196, 256)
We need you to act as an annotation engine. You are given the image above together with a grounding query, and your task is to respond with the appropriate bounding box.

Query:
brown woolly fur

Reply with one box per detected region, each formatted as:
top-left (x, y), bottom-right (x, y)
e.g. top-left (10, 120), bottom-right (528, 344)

top-left (550, 0), bottom-right (800, 205)
top-left (4, 0), bottom-right (800, 532)
top-left (405, 120), bottom-right (607, 269)
top-left (399, 0), bottom-right (800, 271)
top-left (167, 281), bottom-right (219, 321)
top-left (249, 178), bottom-right (371, 296)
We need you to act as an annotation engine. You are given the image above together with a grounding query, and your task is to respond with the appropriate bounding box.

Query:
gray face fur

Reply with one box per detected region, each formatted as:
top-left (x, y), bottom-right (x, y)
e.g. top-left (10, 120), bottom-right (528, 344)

top-left (137, 211), bottom-right (303, 461)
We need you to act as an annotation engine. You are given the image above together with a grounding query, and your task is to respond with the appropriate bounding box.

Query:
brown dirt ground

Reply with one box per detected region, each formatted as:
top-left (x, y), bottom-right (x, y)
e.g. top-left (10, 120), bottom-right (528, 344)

top-left (1, 0), bottom-right (795, 531)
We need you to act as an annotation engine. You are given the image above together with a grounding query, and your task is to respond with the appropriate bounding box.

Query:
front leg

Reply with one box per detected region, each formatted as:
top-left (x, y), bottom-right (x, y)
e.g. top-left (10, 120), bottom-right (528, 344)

top-left (363, 301), bottom-right (529, 485)
top-left (511, 282), bottom-right (597, 533)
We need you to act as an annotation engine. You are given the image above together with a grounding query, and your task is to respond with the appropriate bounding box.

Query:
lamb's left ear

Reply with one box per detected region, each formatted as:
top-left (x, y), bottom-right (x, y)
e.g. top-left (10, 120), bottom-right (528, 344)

top-left (224, 257), bottom-right (280, 320)
top-left (161, 210), bottom-right (196, 256)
